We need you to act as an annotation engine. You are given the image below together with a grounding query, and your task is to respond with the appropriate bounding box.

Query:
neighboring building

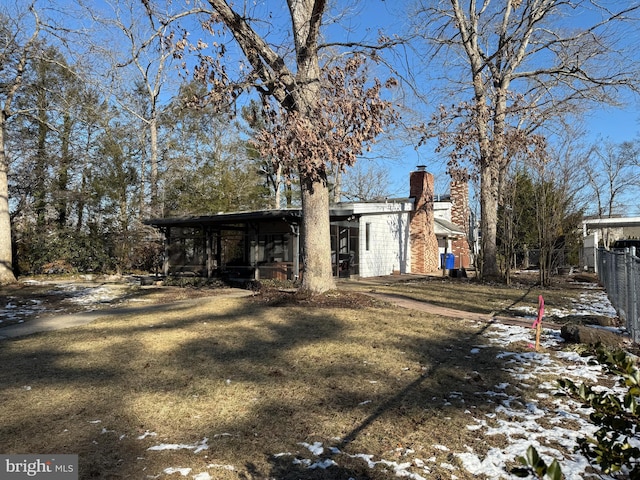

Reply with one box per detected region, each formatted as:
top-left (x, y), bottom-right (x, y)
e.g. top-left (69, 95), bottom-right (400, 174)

top-left (581, 217), bottom-right (640, 272)
top-left (146, 167), bottom-right (471, 280)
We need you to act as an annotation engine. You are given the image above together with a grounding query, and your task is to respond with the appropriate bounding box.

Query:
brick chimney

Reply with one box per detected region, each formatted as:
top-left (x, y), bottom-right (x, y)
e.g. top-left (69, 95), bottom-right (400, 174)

top-left (450, 180), bottom-right (470, 268)
top-left (410, 166), bottom-right (439, 273)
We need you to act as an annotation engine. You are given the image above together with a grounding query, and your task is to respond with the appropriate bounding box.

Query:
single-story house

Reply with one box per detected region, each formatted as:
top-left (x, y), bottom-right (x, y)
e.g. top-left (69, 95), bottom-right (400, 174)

top-left (145, 167), bottom-right (471, 280)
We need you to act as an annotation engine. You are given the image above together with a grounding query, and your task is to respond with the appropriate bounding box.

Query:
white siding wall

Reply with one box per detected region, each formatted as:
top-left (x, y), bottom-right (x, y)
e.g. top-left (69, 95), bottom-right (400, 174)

top-left (359, 211), bottom-right (412, 277)
top-left (433, 201), bottom-right (451, 222)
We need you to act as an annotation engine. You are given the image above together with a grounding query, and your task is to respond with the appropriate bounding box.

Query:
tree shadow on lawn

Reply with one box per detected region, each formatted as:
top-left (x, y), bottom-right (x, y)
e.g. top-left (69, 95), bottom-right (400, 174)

top-left (0, 297), bottom-right (350, 477)
top-left (251, 318), bottom-right (512, 479)
top-left (0, 295), bottom-right (514, 479)
top-left (169, 302), bottom-right (512, 478)
top-left (354, 275), bottom-right (547, 316)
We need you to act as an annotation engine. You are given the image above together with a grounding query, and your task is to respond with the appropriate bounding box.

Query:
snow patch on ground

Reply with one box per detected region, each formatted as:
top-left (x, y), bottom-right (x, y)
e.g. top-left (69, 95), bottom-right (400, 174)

top-left (0, 281), bottom-right (131, 325)
top-left (6, 279), bottom-right (629, 479)
top-left (510, 284), bottom-right (618, 320)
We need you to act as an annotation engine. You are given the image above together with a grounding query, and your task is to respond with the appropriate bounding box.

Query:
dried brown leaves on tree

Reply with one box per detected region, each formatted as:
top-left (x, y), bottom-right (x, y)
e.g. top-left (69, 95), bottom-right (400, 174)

top-left (253, 55), bottom-right (399, 190)
top-left (154, 0), bottom-right (399, 293)
top-left (420, 99), bottom-right (548, 187)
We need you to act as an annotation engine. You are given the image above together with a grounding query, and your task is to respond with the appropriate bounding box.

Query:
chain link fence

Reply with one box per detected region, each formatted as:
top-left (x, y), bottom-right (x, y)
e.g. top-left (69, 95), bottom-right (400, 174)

top-left (597, 247), bottom-right (639, 344)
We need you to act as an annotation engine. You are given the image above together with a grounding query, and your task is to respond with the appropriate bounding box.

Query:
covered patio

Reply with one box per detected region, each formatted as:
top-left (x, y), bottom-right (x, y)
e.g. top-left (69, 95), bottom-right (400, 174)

top-left (146, 208), bottom-right (360, 281)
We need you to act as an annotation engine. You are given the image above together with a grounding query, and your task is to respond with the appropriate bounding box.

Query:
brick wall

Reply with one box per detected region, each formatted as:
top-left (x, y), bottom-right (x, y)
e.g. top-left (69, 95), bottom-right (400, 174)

top-left (450, 180), bottom-right (470, 268)
top-left (410, 168), bottom-right (440, 273)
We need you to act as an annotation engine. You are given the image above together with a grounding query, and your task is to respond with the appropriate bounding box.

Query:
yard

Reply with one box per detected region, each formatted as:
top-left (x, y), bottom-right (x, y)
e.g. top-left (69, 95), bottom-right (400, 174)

top-left (0, 272), bottom-right (634, 479)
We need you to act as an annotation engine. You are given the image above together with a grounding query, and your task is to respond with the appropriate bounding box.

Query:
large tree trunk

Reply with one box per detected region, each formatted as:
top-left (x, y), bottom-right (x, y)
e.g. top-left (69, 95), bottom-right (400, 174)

top-left (482, 87), bottom-right (509, 281)
top-left (480, 161), bottom-right (500, 279)
top-left (300, 175), bottom-right (335, 292)
top-left (149, 114), bottom-right (159, 216)
top-left (290, 0), bottom-right (335, 293)
top-left (0, 117), bottom-right (17, 284)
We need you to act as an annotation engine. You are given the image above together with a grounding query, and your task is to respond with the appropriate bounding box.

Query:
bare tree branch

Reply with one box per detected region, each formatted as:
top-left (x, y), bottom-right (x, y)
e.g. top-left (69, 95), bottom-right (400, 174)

top-left (412, 0), bottom-right (640, 280)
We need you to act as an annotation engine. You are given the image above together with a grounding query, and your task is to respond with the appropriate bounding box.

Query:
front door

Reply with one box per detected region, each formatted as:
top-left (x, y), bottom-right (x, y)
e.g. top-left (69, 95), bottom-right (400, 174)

top-left (331, 223), bottom-right (359, 277)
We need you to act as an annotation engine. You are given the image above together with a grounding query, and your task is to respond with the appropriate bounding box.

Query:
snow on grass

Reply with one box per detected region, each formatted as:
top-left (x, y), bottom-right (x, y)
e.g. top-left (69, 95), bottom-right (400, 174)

top-left (0, 281), bottom-right (130, 325)
top-left (574, 290), bottom-right (618, 318)
top-left (510, 283), bottom-right (618, 321)
top-left (259, 289), bottom-right (622, 480)
top-left (4, 279), bottom-right (627, 479)
top-left (163, 466), bottom-right (192, 476)
top-left (55, 283), bottom-right (128, 307)
top-left (147, 437), bottom-right (209, 454)
top-left (0, 297), bottom-right (47, 323)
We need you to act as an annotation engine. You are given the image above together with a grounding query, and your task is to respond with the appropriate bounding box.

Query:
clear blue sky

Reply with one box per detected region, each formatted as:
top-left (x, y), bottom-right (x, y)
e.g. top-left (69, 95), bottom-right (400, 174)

top-left (39, 0), bottom-right (640, 203)
top-left (348, 0), bottom-right (640, 200)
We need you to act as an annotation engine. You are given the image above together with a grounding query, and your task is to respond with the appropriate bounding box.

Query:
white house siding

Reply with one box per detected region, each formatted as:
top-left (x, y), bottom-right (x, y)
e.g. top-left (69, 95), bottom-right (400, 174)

top-left (437, 237), bottom-right (450, 264)
top-left (353, 202), bottom-right (413, 278)
top-left (433, 201), bottom-right (451, 222)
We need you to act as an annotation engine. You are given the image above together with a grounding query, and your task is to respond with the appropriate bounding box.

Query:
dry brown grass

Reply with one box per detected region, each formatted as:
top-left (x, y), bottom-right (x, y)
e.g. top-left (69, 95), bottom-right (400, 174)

top-left (0, 274), bottom-right (609, 479)
top-left (343, 271), bottom-right (606, 322)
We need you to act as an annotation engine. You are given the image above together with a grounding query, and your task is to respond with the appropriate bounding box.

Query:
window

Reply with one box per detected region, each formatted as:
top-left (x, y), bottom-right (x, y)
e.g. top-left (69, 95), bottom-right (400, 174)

top-left (365, 223), bottom-right (371, 251)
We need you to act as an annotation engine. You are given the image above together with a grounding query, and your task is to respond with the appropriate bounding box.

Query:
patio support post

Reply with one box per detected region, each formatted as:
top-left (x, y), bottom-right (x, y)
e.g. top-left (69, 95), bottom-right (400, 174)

top-left (216, 234), bottom-right (222, 272)
top-left (206, 228), bottom-right (213, 278)
top-left (252, 231), bottom-right (259, 280)
top-left (163, 227), bottom-right (170, 277)
top-left (292, 223), bottom-right (300, 281)
top-left (593, 230), bottom-right (599, 274)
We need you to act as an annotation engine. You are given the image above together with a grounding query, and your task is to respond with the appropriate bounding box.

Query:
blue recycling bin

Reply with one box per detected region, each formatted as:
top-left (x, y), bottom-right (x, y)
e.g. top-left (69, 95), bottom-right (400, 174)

top-left (440, 253), bottom-right (455, 269)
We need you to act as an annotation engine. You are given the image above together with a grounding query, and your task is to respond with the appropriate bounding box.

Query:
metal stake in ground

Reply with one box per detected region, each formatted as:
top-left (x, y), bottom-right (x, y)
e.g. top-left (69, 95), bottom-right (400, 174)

top-left (534, 295), bottom-right (545, 352)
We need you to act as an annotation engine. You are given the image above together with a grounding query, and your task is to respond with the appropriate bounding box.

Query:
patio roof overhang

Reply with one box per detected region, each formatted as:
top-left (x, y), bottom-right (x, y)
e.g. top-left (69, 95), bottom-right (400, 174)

top-left (144, 209), bottom-right (304, 229)
top-left (144, 206), bottom-right (370, 230)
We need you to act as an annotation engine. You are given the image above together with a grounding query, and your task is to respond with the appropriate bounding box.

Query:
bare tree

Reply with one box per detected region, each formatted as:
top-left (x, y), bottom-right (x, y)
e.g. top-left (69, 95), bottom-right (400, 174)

top-left (531, 142), bottom-right (585, 286)
top-left (81, 0), bottom-right (188, 217)
top-left (341, 161), bottom-right (393, 201)
top-left (154, 0), bottom-right (397, 293)
top-left (585, 139), bottom-right (640, 213)
top-left (0, 4), bottom-right (41, 284)
top-left (414, 0), bottom-right (640, 281)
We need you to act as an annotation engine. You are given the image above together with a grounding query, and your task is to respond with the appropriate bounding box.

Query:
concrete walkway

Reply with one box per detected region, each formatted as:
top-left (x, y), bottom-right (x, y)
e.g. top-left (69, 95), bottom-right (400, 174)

top-left (0, 288), bottom-right (254, 340)
top-left (0, 310), bottom-right (114, 339)
top-left (1, 279), bottom-right (557, 340)
top-left (361, 291), bottom-right (564, 330)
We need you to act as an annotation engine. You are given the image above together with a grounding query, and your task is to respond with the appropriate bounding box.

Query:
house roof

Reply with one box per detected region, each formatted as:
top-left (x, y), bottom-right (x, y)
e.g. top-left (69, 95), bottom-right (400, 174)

top-left (582, 217), bottom-right (640, 230)
top-left (145, 209), bottom-right (303, 229)
top-left (434, 217), bottom-right (466, 237)
top-left (146, 203), bottom-right (466, 238)
top-left (145, 200), bottom-right (416, 228)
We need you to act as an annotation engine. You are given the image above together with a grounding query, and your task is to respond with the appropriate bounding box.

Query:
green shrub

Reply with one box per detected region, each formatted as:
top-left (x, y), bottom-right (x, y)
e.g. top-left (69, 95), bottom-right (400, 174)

top-left (512, 446), bottom-right (562, 480)
top-left (512, 346), bottom-right (640, 479)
